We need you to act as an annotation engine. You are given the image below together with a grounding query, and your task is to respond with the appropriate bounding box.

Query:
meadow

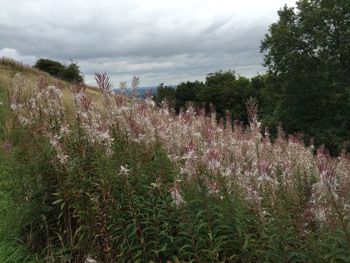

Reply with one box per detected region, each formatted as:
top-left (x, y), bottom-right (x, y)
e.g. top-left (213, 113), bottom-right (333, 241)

top-left (1, 58), bottom-right (350, 262)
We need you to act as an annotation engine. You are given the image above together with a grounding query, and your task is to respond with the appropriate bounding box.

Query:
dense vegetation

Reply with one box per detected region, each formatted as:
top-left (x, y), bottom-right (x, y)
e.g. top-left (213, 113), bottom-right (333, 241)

top-left (34, 58), bottom-right (84, 84)
top-left (0, 60), bottom-right (349, 261)
top-left (155, 0), bottom-right (350, 155)
top-left (0, 0), bottom-right (349, 261)
top-left (156, 72), bottom-right (264, 125)
top-left (0, 80), bottom-right (38, 262)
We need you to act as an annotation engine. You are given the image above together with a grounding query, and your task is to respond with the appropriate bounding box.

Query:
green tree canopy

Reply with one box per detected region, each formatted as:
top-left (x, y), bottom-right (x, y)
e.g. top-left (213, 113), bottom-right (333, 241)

top-left (34, 58), bottom-right (65, 78)
top-left (261, 0), bottom-right (350, 153)
top-left (203, 71), bottom-right (253, 121)
top-left (60, 62), bottom-right (84, 83)
top-left (34, 58), bottom-right (84, 83)
top-left (175, 81), bottom-right (205, 111)
top-left (155, 83), bottom-right (176, 106)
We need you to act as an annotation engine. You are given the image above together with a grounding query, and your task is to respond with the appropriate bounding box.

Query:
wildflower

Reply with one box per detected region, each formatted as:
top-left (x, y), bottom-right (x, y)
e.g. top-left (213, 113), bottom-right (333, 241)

top-left (169, 185), bottom-right (185, 207)
top-left (150, 182), bottom-right (161, 189)
top-left (76, 92), bottom-right (92, 112)
top-left (3, 140), bottom-right (12, 153)
top-left (145, 97), bottom-right (156, 107)
top-left (245, 186), bottom-right (262, 207)
top-left (57, 153), bottom-right (69, 164)
top-left (49, 136), bottom-right (59, 147)
top-left (95, 72), bottom-right (112, 95)
top-left (316, 147), bottom-right (337, 192)
top-left (119, 165), bottom-right (130, 176)
top-left (207, 181), bottom-right (220, 195)
top-left (85, 255), bottom-right (97, 263)
top-left (10, 95), bottom-right (17, 111)
top-left (131, 76), bottom-right (140, 97)
top-left (60, 125), bottom-right (70, 136)
top-left (223, 167), bottom-right (233, 177)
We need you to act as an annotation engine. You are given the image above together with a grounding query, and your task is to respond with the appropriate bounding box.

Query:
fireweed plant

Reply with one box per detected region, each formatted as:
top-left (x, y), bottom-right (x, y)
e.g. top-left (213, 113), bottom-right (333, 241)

top-left (2, 71), bottom-right (350, 262)
top-left (0, 83), bottom-right (39, 262)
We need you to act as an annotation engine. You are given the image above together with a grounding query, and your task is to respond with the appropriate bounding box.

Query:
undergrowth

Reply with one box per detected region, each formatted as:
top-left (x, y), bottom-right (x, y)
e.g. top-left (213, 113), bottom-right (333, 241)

top-left (0, 85), bottom-right (39, 262)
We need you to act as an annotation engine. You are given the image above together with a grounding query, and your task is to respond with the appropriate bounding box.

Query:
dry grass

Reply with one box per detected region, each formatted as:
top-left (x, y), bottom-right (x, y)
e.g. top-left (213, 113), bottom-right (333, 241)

top-left (0, 57), bottom-right (101, 105)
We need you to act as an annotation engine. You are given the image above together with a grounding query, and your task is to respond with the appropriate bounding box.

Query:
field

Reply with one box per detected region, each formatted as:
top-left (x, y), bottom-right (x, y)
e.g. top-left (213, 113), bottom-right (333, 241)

top-left (1, 58), bottom-right (350, 262)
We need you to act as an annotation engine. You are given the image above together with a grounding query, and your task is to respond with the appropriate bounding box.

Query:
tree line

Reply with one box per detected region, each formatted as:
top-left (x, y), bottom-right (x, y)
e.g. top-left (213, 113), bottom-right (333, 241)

top-left (31, 0), bottom-right (349, 154)
top-left (155, 0), bottom-right (350, 155)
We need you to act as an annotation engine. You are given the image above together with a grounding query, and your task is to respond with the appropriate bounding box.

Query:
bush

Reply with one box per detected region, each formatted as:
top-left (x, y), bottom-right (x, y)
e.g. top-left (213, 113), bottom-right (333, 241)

top-left (60, 62), bottom-right (84, 83)
top-left (34, 58), bottom-right (84, 83)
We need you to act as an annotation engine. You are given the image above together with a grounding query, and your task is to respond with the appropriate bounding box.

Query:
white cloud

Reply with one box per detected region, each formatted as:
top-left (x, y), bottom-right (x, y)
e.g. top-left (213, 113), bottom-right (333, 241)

top-left (0, 48), bottom-right (37, 65)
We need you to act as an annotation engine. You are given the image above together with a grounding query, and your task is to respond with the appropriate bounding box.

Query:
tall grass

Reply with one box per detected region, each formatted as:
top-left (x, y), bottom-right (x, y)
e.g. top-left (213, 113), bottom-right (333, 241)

top-left (2, 70), bottom-right (350, 261)
top-left (0, 85), bottom-right (39, 262)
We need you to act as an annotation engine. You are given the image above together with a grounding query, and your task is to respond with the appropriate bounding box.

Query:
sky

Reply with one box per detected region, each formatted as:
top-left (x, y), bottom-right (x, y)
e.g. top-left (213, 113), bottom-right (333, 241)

top-left (0, 0), bottom-right (296, 86)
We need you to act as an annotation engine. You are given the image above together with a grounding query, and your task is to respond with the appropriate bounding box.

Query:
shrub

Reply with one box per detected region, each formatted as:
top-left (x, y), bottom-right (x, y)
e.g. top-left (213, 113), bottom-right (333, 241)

top-left (60, 62), bottom-right (83, 83)
top-left (34, 58), bottom-right (83, 83)
top-left (34, 59), bottom-right (65, 78)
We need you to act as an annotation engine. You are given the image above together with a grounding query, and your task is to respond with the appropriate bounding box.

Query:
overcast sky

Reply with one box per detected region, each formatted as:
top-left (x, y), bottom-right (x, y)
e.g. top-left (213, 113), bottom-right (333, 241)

top-left (0, 0), bottom-right (296, 86)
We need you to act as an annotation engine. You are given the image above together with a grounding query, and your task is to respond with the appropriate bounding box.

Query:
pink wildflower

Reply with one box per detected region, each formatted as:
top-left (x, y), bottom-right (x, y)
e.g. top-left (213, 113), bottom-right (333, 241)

top-left (169, 185), bottom-right (185, 207)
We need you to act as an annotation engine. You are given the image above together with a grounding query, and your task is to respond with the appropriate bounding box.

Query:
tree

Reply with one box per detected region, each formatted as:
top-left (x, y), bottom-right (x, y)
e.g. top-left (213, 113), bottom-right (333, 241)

top-left (261, 0), bottom-right (350, 153)
top-left (175, 81), bottom-right (205, 112)
top-left (34, 58), bottom-right (65, 78)
top-left (60, 62), bottom-right (84, 83)
top-left (202, 70), bottom-right (237, 118)
top-left (34, 59), bottom-right (84, 83)
top-left (203, 71), bottom-right (253, 122)
top-left (155, 83), bottom-right (176, 106)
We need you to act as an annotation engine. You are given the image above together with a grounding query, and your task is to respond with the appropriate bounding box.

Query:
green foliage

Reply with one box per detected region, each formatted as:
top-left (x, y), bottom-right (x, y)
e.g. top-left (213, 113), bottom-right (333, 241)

top-left (4, 121), bottom-right (256, 261)
top-left (34, 59), bottom-right (65, 78)
top-left (60, 62), bottom-right (84, 83)
top-left (175, 81), bottom-right (205, 112)
top-left (0, 87), bottom-right (39, 262)
top-left (155, 83), bottom-right (176, 106)
top-left (2, 1), bottom-right (350, 257)
top-left (151, 0), bottom-right (350, 154)
top-left (175, 180), bottom-right (259, 262)
top-left (205, 71), bottom-right (253, 121)
top-left (3, 77), bottom-right (350, 261)
top-left (34, 58), bottom-right (84, 83)
top-left (155, 71), bottom-right (256, 123)
top-left (261, 0), bottom-right (350, 153)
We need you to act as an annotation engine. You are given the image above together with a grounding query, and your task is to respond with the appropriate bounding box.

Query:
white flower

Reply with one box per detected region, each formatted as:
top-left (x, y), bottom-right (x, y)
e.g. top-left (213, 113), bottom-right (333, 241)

top-left (169, 185), bottom-right (185, 207)
top-left (85, 255), bottom-right (97, 263)
top-left (119, 165), bottom-right (130, 176)
top-left (145, 98), bottom-right (156, 107)
top-left (10, 103), bottom-right (17, 111)
top-left (150, 182), bottom-right (161, 189)
top-left (57, 153), bottom-right (69, 164)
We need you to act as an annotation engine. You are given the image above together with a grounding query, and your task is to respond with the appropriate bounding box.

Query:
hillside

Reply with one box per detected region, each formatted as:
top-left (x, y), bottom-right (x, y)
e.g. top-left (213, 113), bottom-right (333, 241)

top-left (1, 58), bottom-right (350, 262)
top-left (0, 58), bottom-right (103, 262)
top-left (0, 58), bottom-right (101, 105)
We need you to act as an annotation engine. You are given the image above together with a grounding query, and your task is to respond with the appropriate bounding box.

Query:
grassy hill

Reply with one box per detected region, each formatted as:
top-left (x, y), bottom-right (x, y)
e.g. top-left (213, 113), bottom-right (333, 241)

top-left (0, 63), bottom-right (36, 262)
top-left (0, 58), bottom-right (102, 262)
top-left (0, 58), bottom-right (101, 106)
top-left (1, 58), bottom-right (350, 262)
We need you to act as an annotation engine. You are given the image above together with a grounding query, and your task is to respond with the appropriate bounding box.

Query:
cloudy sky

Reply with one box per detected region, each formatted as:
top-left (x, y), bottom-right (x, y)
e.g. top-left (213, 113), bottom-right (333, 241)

top-left (0, 0), bottom-right (296, 86)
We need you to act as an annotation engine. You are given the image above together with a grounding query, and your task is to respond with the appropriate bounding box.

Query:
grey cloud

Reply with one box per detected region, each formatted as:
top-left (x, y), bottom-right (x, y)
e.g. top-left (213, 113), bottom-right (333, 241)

top-left (0, 0), bottom-right (293, 85)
